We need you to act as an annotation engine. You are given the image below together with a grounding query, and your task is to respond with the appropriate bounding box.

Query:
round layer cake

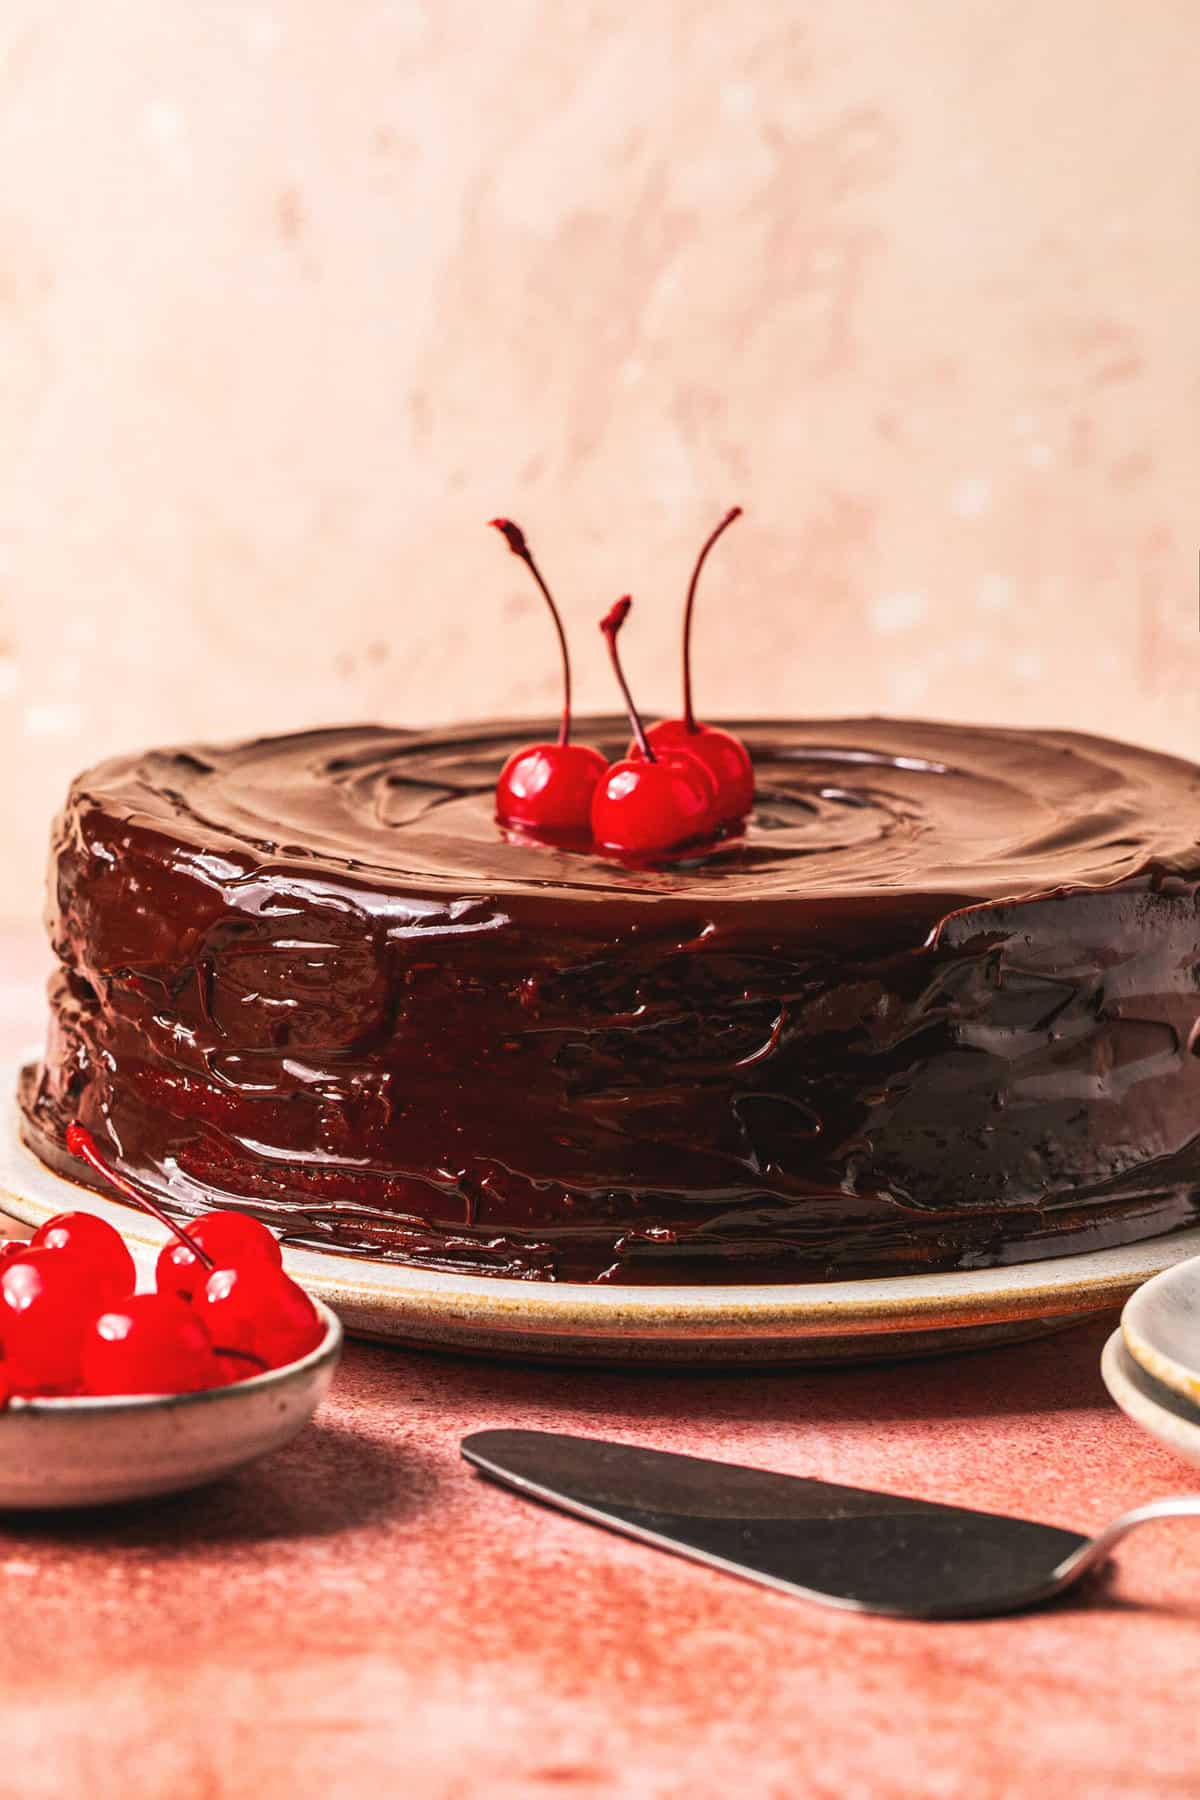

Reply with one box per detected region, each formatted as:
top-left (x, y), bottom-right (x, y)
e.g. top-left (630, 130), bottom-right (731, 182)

top-left (18, 717), bottom-right (1200, 1283)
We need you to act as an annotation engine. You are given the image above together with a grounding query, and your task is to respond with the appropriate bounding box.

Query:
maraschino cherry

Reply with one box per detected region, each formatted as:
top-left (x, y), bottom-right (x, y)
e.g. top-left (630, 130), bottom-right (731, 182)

top-left (157, 1209), bottom-right (282, 1304)
top-left (201, 1263), bottom-right (324, 1367)
top-left (32, 1209), bottom-right (136, 1305)
top-left (489, 519), bottom-right (607, 833)
top-left (0, 1124), bottom-right (324, 1403)
top-left (81, 1294), bottom-right (223, 1397)
top-left (67, 1122), bottom-right (216, 1273)
top-left (65, 1123), bottom-right (319, 1374)
top-left (643, 507), bottom-right (755, 821)
top-left (0, 1250), bottom-right (105, 1393)
top-left (68, 1125), bottom-right (283, 1303)
top-left (592, 598), bottom-right (715, 855)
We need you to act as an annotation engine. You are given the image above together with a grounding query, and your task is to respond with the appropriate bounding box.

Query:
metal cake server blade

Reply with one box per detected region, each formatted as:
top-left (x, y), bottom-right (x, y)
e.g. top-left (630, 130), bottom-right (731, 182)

top-left (461, 1429), bottom-right (1200, 1619)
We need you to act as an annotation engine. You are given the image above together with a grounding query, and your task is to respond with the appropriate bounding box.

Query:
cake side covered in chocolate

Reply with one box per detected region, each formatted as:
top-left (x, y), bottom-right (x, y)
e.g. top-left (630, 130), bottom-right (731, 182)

top-left (18, 717), bottom-right (1200, 1282)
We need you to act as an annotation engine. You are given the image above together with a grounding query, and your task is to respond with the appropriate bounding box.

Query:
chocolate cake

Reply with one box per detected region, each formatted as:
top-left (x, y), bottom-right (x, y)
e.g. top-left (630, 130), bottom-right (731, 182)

top-left (18, 716), bottom-right (1200, 1283)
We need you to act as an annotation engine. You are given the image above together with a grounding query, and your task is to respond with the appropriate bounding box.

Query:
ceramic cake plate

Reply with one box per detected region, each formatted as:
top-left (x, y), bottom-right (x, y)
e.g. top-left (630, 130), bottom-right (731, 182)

top-left (5, 1080), bottom-right (1200, 1366)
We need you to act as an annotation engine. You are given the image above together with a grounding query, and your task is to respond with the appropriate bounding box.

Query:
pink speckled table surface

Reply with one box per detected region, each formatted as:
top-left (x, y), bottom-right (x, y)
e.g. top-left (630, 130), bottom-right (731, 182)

top-left (1, 930), bottom-right (1197, 1799)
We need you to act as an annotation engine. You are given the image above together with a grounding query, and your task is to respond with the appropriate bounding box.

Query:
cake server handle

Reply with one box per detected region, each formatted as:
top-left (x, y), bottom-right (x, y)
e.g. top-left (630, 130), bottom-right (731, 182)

top-left (1047, 1494), bottom-right (1200, 1590)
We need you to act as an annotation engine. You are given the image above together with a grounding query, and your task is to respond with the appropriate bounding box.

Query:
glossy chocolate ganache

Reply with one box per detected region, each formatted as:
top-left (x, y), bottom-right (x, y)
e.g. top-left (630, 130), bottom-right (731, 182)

top-left (19, 717), bottom-right (1200, 1283)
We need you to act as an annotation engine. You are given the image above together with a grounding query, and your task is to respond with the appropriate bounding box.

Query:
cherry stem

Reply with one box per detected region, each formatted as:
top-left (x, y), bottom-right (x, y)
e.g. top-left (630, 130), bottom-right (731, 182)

top-left (681, 506), bottom-right (743, 733)
top-left (213, 1344), bottom-right (269, 1373)
top-left (65, 1123), bottom-right (215, 1270)
top-left (600, 597), bottom-right (655, 761)
top-left (489, 518), bottom-right (573, 748)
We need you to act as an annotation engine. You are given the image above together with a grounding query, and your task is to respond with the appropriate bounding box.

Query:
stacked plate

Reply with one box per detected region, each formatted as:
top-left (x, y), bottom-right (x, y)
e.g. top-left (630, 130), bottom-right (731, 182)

top-left (1102, 1257), bottom-right (1200, 1469)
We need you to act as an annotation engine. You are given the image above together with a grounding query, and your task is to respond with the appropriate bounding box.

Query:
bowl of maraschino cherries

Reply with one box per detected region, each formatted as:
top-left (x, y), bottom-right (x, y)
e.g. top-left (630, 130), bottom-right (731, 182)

top-left (490, 508), bottom-right (755, 856)
top-left (0, 1125), bottom-right (341, 1509)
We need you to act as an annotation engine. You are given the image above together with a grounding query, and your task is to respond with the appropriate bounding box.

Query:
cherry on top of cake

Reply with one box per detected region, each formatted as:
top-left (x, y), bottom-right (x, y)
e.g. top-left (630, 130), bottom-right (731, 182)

top-left (488, 519), bottom-right (608, 837)
top-left (489, 510), bottom-right (755, 857)
top-left (592, 597), bottom-right (719, 855)
top-left (640, 506), bottom-right (755, 823)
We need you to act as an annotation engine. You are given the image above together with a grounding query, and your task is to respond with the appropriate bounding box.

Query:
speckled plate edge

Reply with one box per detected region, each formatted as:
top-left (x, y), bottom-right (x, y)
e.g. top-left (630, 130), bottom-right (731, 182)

top-left (1101, 1329), bottom-right (1200, 1470)
top-left (1121, 1256), bottom-right (1200, 1406)
top-left (5, 1072), bottom-right (1199, 1363)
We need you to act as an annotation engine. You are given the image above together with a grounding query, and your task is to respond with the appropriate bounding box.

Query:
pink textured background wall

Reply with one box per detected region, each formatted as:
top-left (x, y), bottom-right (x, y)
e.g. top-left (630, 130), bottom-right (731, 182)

top-left (0, 1), bottom-right (1196, 925)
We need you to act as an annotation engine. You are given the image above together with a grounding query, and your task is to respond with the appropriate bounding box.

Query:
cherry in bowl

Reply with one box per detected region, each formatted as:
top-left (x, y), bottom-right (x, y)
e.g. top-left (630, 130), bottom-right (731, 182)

top-left (0, 1301), bottom-right (342, 1509)
top-left (157, 1208), bottom-right (282, 1304)
top-left (0, 1127), bottom-right (343, 1508)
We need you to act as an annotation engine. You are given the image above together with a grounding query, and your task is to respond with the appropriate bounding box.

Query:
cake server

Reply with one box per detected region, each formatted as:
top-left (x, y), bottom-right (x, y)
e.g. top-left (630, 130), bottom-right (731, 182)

top-left (461, 1429), bottom-right (1200, 1619)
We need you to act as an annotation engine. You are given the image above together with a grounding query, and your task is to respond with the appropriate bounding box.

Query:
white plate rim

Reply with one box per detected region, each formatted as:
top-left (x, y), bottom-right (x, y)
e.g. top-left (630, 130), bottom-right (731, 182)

top-left (1101, 1327), bottom-right (1200, 1468)
top-left (1121, 1256), bottom-right (1200, 1406)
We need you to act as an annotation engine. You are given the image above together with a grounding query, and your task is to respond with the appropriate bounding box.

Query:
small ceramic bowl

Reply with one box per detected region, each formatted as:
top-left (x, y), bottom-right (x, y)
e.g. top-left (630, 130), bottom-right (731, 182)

top-left (1121, 1255), bottom-right (1200, 1407)
top-left (1101, 1328), bottom-right (1200, 1472)
top-left (0, 1299), bottom-right (343, 1509)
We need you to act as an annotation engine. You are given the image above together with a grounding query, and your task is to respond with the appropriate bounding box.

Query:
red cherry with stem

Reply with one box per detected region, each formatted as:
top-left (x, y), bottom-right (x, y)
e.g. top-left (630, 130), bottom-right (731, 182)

top-left (489, 519), bottom-right (607, 832)
top-left (157, 1210), bottom-right (282, 1304)
top-left (32, 1211), bottom-right (136, 1305)
top-left (81, 1293), bottom-right (223, 1397)
top-left (215, 1347), bottom-right (271, 1386)
top-left (0, 1249), bottom-right (103, 1394)
top-left (200, 1263), bottom-right (324, 1370)
top-left (66, 1122), bottom-right (216, 1275)
top-left (592, 598), bottom-right (716, 854)
top-left (67, 1120), bottom-right (313, 1374)
top-left (644, 716), bottom-right (753, 822)
top-left (643, 507), bottom-right (754, 821)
